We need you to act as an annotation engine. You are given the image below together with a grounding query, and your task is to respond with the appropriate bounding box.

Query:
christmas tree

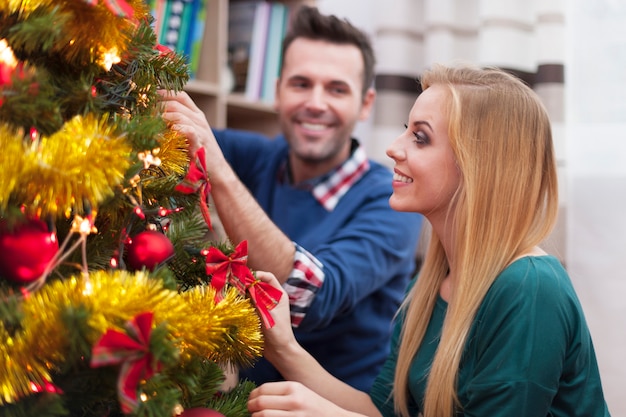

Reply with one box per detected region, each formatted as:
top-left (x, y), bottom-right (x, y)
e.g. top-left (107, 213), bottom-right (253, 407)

top-left (0, 1), bottom-right (278, 416)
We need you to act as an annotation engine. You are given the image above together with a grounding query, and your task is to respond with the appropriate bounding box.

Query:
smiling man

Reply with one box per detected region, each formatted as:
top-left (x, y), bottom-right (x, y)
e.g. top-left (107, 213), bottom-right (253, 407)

top-left (161, 5), bottom-right (423, 392)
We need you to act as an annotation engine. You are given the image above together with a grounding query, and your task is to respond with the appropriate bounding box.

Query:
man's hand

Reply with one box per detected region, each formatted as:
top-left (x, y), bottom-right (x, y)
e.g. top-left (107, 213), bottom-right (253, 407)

top-left (159, 90), bottom-right (226, 173)
top-left (159, 91), bottom-right (296, 284)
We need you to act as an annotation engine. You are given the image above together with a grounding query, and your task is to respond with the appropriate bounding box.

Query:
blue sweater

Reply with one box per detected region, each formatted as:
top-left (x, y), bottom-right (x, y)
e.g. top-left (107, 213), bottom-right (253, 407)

top-left (215, 129), bottom-right (423, 391)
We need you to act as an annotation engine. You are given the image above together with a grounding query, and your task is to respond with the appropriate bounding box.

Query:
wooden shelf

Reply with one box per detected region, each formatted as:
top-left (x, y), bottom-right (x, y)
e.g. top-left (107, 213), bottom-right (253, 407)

top-left (227, 93), bottom-right (280, 136)
top-left (184, 79), bottom-right (221, 96)
top-left (227, 93), bottom-right (276, 113)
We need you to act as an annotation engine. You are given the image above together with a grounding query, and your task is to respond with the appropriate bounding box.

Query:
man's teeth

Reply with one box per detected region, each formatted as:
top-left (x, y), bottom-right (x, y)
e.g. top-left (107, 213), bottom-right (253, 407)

top-left (301, 122), bottom-right (327, 131)
top-left (393, 173), bottom-right (413, 183)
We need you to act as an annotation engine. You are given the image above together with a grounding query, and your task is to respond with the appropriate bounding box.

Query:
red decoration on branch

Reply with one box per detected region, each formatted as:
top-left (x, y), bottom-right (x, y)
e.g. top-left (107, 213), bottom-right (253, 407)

top-left (204, 241), bottom-right (281, 328)
top-left (244, 272), bottom-right (282, 329)
top-left (155, 44), bottom-right (175, 56)
top-left (0, 219), bottom-right (59, 283)
top-left (204, 241), bottom-right (250, 297)
top-left (91, 311), bottom-right (161, 413)
top-left (175, 147), bottom-right (212, 230)
top-left (125, 230), bottom-right (175, 271)
top-left (0, 61), bottom-right (24, 87)
top-left (30, 379), bottom-right (63, 395)
top-left (84, 0), bottom-right (134, 18)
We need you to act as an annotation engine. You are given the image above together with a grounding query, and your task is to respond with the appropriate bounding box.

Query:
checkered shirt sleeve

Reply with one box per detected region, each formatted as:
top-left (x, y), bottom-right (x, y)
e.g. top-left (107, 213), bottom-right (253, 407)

top-left (283, 243), bottom-right (325, 327)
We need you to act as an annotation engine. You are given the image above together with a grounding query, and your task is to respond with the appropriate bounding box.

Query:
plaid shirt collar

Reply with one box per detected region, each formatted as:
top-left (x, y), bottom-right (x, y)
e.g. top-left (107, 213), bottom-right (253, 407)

top-left (279, 139), bottom-right (370, 211)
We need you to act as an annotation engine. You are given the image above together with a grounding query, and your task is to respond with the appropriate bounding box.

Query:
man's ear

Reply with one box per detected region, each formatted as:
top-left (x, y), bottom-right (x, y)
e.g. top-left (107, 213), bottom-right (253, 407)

top-left (359, 87), bottom-right (376, 121)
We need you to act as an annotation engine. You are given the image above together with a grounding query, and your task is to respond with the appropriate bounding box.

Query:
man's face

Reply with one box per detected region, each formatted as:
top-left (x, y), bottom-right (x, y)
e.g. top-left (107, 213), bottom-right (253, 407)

top-left (275, 38), bottom-right (375, 171)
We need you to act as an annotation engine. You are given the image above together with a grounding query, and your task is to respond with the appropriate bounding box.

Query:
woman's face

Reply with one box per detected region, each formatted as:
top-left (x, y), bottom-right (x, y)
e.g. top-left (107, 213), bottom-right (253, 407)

top-left (386, 84), bottom-right (461, 222)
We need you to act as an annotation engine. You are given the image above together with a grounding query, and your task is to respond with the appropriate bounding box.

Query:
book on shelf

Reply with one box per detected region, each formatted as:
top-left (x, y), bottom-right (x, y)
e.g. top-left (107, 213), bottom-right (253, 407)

top-left (228, 0), bottom-right (260, 93)
top-left (244, 1), bottom-right (271, 101)
top-left (259, 2), bottom-right (288, 103)
top-left (186, 0), bottom-right (207, 78)
top-left (147, 0), bottom-right (206, 79)
top-left (160, 0), bottom-right (187, 51)
top-left (148, 0), bottom-right (167, 40)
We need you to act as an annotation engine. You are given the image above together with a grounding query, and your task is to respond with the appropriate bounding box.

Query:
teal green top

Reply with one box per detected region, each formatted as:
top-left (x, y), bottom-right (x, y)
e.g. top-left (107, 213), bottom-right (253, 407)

top-left (370, 256), bottom-right (610, 416)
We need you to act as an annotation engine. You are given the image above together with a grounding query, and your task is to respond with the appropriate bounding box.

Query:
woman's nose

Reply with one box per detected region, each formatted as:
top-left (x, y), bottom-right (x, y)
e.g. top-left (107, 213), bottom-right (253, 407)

top-left (386, 135), bottom-right (405, 160)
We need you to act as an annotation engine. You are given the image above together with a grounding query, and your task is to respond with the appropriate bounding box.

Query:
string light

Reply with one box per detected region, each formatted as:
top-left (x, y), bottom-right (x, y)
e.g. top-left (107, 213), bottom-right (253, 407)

top-left (99, 46), bottom-right (121, 71)
top-left (0, 39), bottom-right (16, 67)
top-left (83, 279), bottom-right (93, 296)
top-left (138, 148), bottom-right (162, 170)
top-left (134, 206), bottom-right (145, 220)
top-left (71, 215), bottom-right (98, 236)
top-left (158, 206), bottom-right (183, 216)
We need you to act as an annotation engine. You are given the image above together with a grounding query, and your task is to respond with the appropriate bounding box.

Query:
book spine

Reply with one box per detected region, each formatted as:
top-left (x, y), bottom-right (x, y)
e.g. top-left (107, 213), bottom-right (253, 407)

top-left (176, 0), bottom-right (195, 61)
top-left (244, 1), bottom-right (271, 101)
top-left (260, 2), bottom-right (288, 103)
top-left (187, 0), bottom-right (207, 78)
top-left (161, 0), bottom-right (186, 51)
top-left (228, 0), bottom-right (259, 93)
top-left (148, 0), bottom-right (166, 42)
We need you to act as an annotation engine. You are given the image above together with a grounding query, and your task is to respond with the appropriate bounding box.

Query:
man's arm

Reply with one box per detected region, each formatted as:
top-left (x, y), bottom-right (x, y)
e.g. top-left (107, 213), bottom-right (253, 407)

top-left (160, 90), bottom-right (294, 282)
top-left (208, 159), bottom-right (296, 282)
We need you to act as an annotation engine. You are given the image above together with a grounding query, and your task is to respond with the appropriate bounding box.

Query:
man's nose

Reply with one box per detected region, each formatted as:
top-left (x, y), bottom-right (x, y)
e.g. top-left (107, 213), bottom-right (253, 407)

top-left (305, 85), bottom-right (328, 112)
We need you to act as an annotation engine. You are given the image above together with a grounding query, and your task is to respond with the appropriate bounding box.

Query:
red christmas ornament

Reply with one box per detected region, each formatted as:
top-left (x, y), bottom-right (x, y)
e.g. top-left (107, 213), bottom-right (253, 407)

top-left (125, 230), bottom-right (175, 271)
top-left (178, 408), bottom-right (225, 417)
top-left (0, 219), bottom-right (59, 283)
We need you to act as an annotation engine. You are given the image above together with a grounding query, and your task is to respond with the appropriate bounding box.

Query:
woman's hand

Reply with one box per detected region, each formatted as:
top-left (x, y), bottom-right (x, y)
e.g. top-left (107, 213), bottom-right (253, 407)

top-left (248, 381), bottom-right (358, 417)
top-left (254, 271), bottom-right (297, 363)
top-left (249, 273), bottom-right (380, 417)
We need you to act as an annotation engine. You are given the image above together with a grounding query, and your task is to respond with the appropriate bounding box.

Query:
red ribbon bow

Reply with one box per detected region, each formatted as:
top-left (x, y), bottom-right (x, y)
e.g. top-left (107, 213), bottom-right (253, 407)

top-left (205, 240), bottom-right (250, 297)
top-left (91, 312), bottom-right (160, 413)
top-left (175, 147), bottom-right (212, 230)
top-left (244, 271), bottom-right (282, 329)
top-left (204, 241), bottom-right (281, 328)
top-left (84, 0), bottom-right (135, 18)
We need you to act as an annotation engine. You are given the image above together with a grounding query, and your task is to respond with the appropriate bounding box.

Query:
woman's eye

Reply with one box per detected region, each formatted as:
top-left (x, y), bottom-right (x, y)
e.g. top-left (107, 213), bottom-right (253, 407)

top-left (404, 124), bottom-right (429, 144)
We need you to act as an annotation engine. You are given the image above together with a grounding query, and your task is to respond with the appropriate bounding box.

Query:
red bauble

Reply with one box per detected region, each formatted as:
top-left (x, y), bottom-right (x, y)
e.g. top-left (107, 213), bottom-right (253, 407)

top-left (0, 219), bottom-right (59, 283)
top-left (178, 408), bottom-right (225, 417)
top-left (125, 230), bottom-right (175, 271)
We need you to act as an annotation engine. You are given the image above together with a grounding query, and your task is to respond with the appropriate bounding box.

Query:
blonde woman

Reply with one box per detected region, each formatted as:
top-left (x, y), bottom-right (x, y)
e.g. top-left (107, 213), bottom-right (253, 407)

top-left (247, 63), bottom-right (610, 417)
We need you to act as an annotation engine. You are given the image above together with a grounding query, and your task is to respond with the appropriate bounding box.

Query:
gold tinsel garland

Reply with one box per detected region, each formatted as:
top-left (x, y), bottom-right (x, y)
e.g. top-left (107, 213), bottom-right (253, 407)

top-left (1, 114), bottom-right (132, 218)
top-left (155, 128), bottom-right (191, 178)
top-left (0, 124), bottom-right (26, 207)
top-left (0, 270), bottom-right (263, 404)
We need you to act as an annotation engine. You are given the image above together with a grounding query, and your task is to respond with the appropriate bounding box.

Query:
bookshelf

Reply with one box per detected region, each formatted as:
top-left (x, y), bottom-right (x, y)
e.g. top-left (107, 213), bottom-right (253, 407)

top-left (177, 0), bottom-right (316, 137)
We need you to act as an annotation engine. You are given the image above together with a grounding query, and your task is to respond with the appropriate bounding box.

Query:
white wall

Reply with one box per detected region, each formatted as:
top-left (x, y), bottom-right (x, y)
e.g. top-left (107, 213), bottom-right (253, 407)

top-left (566, 1), bottom-right (626, 415)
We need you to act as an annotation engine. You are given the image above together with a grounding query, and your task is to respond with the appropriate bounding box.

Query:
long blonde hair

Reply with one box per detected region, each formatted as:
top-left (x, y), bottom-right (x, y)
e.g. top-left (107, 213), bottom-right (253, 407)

top-left (392, 64), bottom-right (559, 417)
